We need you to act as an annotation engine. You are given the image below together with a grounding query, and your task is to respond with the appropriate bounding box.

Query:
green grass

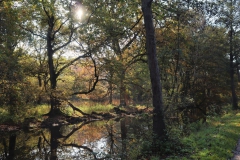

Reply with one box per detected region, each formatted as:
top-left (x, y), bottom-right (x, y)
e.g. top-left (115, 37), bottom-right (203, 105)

top-left (165, 112), bottom-right (240, 160)
top-left (78, 104), bottom-right (114, 114)
top-left (59, 103), bottom-right (115, 116)
top-left (0, 104), bottom-right (51, 124)
top-left (28, 104), bottom-right (50, 115)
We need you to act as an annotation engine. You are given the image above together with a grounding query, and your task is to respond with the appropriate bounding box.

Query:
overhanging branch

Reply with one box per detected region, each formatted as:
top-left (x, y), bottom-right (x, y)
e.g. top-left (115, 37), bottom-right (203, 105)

top-left (72, 55), bottom-right (99, 95)
top-left (53, 28), bottom-right (74, 53)
top-left (56, 53), bottom-right (89, 78)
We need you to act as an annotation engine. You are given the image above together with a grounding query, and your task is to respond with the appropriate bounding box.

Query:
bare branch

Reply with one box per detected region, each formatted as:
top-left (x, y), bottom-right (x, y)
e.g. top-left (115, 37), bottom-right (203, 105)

top-left (130, 14), bottom-right (143, 31)
top-left (127, 52), bottom-right (147, 66)
top-left (72, 55), bottom-right (99, 95)
top-left (52, 17), bottom-right (70, 38)
top-left (53, 28), bottom-right (74, 53)
top-left (19, 25), bottom-right (46, 39)
top-left (121, 31), bottom-right (140, 52)
top-left (56, 53), bottom-right (89, 78)
top-left (42, 4), bottom-right (51, 25)
top-left (67, 101), bottom-right (90, 116)
top-left (118, 14), bottom-right (143, 37)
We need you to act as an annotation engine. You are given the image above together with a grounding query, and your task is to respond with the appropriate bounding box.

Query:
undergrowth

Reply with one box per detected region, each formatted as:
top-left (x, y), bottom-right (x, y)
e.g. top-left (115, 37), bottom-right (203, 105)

top-left (164, 111), bottom-right (240, 160)
top-left (126, 111), bottom-right (240, 160)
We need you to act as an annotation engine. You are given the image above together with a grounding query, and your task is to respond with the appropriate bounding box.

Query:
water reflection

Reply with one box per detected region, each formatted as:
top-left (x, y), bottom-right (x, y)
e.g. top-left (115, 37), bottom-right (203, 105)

top-left (0, 116), bottom-right (150, 160)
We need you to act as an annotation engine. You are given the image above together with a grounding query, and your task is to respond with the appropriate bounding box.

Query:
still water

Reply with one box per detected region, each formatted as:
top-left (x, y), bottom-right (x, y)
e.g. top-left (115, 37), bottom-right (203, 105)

top-left (0, 116), bottom-right (151, 160)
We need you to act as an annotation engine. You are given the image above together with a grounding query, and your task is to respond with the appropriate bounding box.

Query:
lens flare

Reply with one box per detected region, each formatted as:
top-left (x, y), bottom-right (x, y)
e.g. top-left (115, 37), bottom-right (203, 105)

top-left (75, 8), bottom-right (83, 20)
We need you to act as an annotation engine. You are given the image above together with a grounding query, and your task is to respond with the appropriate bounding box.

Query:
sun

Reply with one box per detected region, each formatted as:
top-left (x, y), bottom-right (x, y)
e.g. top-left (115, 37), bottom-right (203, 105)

top-left (75, 8), bottom-right (83, 20)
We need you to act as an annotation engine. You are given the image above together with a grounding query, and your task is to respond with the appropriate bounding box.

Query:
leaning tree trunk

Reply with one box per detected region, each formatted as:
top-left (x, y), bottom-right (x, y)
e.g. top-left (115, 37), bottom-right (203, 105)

top-left (141, 0), bottom-right (167, 147)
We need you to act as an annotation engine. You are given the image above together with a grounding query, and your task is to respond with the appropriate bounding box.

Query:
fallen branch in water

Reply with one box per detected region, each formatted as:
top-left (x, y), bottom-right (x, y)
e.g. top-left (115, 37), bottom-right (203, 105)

top-left (67, 101), bottom-right (89, 116)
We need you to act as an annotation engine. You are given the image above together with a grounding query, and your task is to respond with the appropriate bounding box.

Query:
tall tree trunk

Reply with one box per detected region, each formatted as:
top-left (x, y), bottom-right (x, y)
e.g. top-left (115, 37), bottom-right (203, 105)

top-left (119, 71), bottom-right (127, 107)
top-left (46, 15), bottom-right (62, 116)
top-left (109, 82), bottom-right (113, 104)
top-left (229, 21), bottom-right (238, 110)
top-left (141, 0), bottom-right (167, 146)
top-left (109, 67), bottom-right (114, 104)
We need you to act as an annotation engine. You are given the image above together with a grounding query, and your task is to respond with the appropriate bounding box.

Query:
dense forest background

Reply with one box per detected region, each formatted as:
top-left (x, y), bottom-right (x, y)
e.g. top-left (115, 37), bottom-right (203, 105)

top-left (1, 0), bottom-right (240, 134)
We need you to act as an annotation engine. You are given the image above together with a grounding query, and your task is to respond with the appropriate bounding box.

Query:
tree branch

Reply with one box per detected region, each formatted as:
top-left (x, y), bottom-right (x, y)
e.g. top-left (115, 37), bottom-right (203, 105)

top-left (125, 53), bottom-right (147, 70)
top-left (56, 53), bottom-right (89, 78)
top-left (121, 31), bottom-right (140, 52)
top-left (52, 17), bottom-right (70, 38)
top-left (19, 25), bottom-right (46, 39)
top-left (71, 54), bottom-right (99, 95)
top-left (67, 101), bottom-right (89, 116)
top-left (53, 28), bottom-right (74, 53)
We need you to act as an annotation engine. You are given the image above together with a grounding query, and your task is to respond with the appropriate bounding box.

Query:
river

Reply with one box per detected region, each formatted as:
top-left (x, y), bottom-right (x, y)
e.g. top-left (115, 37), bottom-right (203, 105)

top-left (0, 115), bottom-right (151, 160)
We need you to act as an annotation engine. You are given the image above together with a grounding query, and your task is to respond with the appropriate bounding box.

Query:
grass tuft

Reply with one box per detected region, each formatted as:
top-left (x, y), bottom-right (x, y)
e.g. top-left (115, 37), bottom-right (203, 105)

top-left (78, 104), bottom-right (114, 114)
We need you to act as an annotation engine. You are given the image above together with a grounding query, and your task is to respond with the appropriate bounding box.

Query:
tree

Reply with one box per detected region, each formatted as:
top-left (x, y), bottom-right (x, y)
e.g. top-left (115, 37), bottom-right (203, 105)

top-left (141, 0), bottom-right (167, 147)
top-left (216, 0), bottom-right (240, 110)
top-left (19, 0), bottom-right (102, 117)
top-left (0, 0), bottom-right (28, 115)
top-left (151, 0), bottom-right (231, 124)
top-left (84, 0), bottom-right (144, 107)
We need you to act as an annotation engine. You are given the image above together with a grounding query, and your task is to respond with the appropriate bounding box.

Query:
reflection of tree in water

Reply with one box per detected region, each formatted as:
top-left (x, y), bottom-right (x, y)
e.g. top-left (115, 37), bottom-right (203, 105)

top-left (38, 120), bottom-right (100, 160)
top-left (34, 119), bottom-right (126, 159)
top-left (0, 121), bottom-right (102, 160)
top-left (1, 133), bottom-right (16, 160)
top-left (121, 118), bottom-right (127, 159)
top-left (0, 117), bottom-right (150, 160)
top-left (104, 121), bottom-right (122, 157)
top-left (0, 131), bottom-right (38, 160)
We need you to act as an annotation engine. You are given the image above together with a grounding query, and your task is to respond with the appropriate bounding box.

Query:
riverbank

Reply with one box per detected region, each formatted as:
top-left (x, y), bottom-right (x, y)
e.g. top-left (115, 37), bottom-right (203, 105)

top-left (173, 112), bottom-right (240, 160)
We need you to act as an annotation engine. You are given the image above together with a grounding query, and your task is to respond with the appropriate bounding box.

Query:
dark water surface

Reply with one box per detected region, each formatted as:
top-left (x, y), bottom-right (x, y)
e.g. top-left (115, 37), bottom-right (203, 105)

top-left (0, 116), bottom-right (151, 160)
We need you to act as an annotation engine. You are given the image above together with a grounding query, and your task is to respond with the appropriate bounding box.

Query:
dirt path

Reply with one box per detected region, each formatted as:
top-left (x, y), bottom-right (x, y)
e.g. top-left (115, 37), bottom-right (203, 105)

top-left (232, 139), bottom-right (240, 160)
